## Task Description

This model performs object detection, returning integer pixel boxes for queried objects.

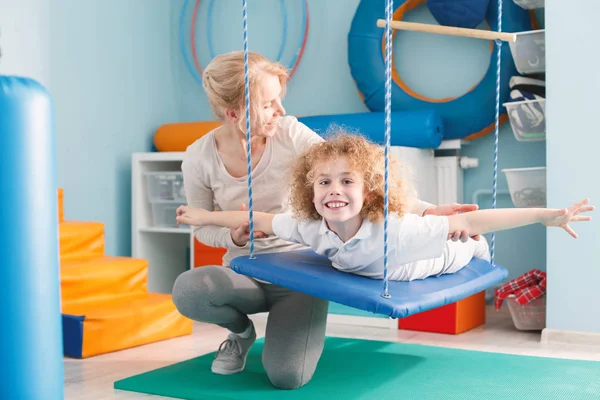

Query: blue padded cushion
[427,0,491,29]
[297,110,443,149]
[231,250,508,318]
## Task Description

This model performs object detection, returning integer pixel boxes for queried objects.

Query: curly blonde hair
[289,130,415,222]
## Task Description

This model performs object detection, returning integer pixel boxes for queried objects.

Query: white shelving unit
[131,151,193,294]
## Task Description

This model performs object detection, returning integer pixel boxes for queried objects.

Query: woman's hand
[424,203,481,242]
[230,204,268,247]
[541,198,594,238]
[176,205,209,226]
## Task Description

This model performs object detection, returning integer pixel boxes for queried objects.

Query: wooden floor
[64,306,600,399]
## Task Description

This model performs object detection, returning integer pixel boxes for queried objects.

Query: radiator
[434,155,480,205]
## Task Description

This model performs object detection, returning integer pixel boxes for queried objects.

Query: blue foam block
[62,314,85,358]
[231,250,508,318]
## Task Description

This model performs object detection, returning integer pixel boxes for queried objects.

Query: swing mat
[114,337,600,399]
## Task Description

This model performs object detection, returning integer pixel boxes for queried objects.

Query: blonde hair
[289,130,416,223]
[202,51,288,130]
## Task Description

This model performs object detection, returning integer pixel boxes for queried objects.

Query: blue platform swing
[231,0,514,319]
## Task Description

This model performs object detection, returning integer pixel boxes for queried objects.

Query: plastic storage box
[145,172,186,202]
[504,99,546,141]
[506,294,546,330]
[150,200,182,228]
[144,172,187,228]
[509,30,545,75]
[502,167,546,208]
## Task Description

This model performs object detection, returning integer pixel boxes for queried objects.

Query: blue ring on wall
[348,0,533,140]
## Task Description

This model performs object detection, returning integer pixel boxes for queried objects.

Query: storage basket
[508,30,545,75]
[502,167,546,207]
[504,99,546,142]
[506,294,546,330]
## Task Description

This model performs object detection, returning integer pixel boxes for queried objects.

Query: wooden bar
[376,20,518,43]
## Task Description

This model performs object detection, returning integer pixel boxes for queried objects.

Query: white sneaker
[211,321,256,375]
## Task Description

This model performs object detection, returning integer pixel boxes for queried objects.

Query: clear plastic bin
[512,0,544,9]
[150,200,184,228]
[506,294,546,331]
[509,30,545,75]
[502,167,546,208]
[145,172,186,202]
[504,99,546,141]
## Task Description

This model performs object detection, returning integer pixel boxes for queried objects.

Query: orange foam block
[62,293,193,358]
[193,239,226,267]
[59,221,105,261]
[61,256,148,310]
[58,188,64,223]
[397,291,486,334]
[154,121,222,152]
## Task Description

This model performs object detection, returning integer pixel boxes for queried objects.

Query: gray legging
[172,266,329,390]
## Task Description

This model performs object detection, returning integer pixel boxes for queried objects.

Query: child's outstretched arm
[176,205,276,235]
[446,198,594,239]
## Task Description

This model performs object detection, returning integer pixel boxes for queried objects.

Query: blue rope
[242,0,255,259]
[491,0,503,265]
[179,0,203,86]
[381,0,393,299]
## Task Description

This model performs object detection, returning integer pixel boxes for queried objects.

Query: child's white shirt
[272,212,450,281]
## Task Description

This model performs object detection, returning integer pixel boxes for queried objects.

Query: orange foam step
[58,188,64,223]
[62,293,193,358]
[60,256,148,309]
[398,291,486,334]
[60,221,105,261]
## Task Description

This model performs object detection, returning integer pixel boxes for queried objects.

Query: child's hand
[176,205,209,226]
[230,203,268,247]
[541,198,594,238]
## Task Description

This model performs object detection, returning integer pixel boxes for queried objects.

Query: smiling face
[242,73,286,138]
[312,156,366,229]
[289,133,415,228]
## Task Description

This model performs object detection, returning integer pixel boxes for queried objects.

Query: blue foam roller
[0,76,63,399]
[298,111,443,149]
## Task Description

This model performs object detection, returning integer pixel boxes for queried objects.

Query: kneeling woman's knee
[264,362,314,390]
[172,269,211,318]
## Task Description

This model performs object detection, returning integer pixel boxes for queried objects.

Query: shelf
[437,139,471,150]
[133,151,186,162]
[139,227,191,234]
[132,151,194,292]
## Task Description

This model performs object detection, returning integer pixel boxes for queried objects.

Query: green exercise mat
[114,337,600,399]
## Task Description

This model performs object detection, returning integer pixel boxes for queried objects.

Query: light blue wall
[0,0,50,86]
[546,1,600,333]
[173,0,370,121]
[48,1,180,256]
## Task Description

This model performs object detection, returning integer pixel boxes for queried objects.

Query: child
[176,133,594,281]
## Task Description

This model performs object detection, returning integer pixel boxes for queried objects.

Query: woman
[172,51,479,390]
